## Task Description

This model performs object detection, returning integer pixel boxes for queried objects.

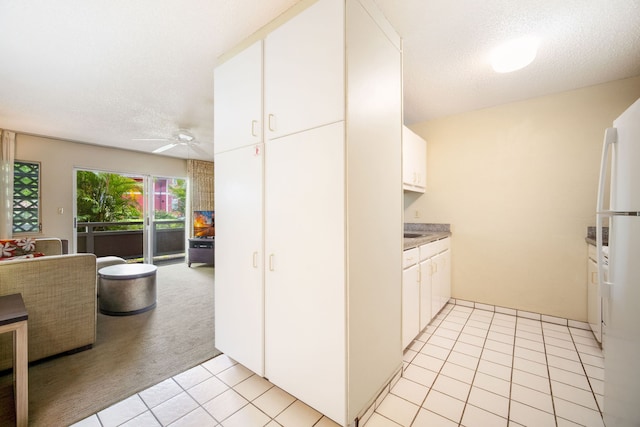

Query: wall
[14,133,187,252]
[405,76,640,321]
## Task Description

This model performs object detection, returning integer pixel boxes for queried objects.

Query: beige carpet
[0,262,220,427]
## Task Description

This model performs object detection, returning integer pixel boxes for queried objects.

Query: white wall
[14,133,187,251]
[405,76,640,321]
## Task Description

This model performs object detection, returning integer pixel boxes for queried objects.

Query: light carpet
[0,261,219,426]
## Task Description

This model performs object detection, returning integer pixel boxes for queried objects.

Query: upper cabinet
[213,41,263,154]
[264,0,345,140]
[403,125,427,193]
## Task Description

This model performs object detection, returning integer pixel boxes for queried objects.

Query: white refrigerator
[596,97,640,427]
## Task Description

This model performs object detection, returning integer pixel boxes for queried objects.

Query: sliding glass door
[74,169,186,264]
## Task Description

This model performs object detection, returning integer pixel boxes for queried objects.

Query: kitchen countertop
[403,223,451,250]
[586,226,608,246]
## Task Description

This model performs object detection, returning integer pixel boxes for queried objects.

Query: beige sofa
[0,238,97,371]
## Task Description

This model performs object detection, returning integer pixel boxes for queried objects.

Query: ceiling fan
[133,129,207,157]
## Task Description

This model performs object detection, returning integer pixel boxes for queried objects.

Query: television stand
[188,238,214,267]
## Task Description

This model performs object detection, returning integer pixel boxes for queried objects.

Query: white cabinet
[587,244,602,344]
[214,144,264,373]
[402,237,451,349]
[264,0,344,140]
[213,41,262,154]
[214,0,402,424]
[402,125,427,193]
[402,248,420,349]
[432,244,451,316]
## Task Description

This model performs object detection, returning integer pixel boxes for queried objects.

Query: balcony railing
[77,220,185,261]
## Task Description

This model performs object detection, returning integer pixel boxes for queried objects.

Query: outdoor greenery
[76,171,142,223]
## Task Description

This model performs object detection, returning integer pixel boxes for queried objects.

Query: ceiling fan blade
[153,142,178,153]
[190,144,209,158]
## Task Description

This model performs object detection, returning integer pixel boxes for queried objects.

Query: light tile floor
[71,303,605,427]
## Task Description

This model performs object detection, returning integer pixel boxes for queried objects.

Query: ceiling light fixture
[490,36,540,73]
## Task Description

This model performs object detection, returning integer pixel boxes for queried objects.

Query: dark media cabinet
[188,238,214,267]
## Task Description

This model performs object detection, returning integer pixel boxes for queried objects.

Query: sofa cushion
[0,238,43,261]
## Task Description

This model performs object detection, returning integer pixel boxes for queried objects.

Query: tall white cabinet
[213,0,403,425]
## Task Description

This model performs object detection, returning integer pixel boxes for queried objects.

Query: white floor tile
[467,386,509,418]
[274,400,323,427]
[373,393,419,427]
[412,353,445,372]
[432,373,471,401]
[233,374,274,401]
[511,369,551,394]
[553,397,605,427]
[412,408,458,426]
[551,381,598,410]
[173,365,214,390]
[402,364,437,388]
[549,366,591,391]
[476,358,511,381]
[168,407,218,427]
[447,350,480,370]
[461,403,508,427]
[151,392,200,426]
[363,413,402,427]
[216,363,254,387]
[252,387,296,419]
[440,361,475,384]
[422,390,465,424]
[187,375,230,405]
[70,415,102,427]
[97,394,149,427]
[510,384,554,414]
[508,401,556,427]
[202,389,249,423]
[472,372,511,398]
[77,304,608,427]
[221,404,271,427]
[120,411,161,427]
[140,378,184,409]
[391,377,429,406]
[202,354,238,375]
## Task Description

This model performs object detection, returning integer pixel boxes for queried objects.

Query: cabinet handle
[251,120,258,137]
[591,271,597,284]
[252,252,258,268]
[268,114,276,132]
[269,254,275,271]
[433,262,438,273]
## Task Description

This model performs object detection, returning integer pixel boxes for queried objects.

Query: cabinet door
[264,122,346,421]
[214,41,262,154]
[214,144,264,375]
[264,0,344,140]
[402,263,420,349]
[419,259,432,330]
[402,126,426,193]
[587,257,602,343]
[432,249,451,315]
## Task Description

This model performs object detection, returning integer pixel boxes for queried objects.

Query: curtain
[0,130,16,238]
[187,159,214,212]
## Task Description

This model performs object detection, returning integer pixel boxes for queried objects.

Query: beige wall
[14,134,187,251]
[405,76,640,321]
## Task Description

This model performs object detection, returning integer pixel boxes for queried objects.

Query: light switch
[58,207,64,215]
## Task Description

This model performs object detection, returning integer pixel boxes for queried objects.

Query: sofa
[0,238,97,371]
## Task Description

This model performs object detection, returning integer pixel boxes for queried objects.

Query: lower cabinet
[402,237,451,349]
[587,244,602,344]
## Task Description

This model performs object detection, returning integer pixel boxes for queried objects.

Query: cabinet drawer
[403,248,419,268]
[420,241,439,260]
[588,244,597,261]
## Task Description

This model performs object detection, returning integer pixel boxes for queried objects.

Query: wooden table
[0,294,28,427]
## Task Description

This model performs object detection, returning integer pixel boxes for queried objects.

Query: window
[13,161,41,233]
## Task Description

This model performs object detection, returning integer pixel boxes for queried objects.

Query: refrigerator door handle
[596,128,617,294]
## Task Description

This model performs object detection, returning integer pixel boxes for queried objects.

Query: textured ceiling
[0,0,639,160]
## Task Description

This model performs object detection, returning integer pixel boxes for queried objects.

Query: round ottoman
[98,264,158,316]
